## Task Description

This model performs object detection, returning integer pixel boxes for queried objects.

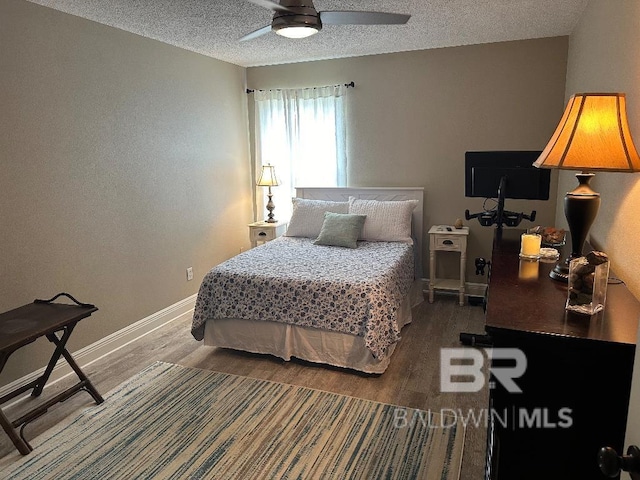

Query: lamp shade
[257,164,280,187]
[533,93,640,172]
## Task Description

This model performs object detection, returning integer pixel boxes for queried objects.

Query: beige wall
[0,0,253,383]
[562,0,640,449]
[562,0,640,298]
[247,37,567,281]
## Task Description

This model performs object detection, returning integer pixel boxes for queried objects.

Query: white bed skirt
[203,280,424,374]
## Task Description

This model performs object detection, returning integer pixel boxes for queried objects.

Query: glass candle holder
[519,233,541,260]
[566,251,610,315]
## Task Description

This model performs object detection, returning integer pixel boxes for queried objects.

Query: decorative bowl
[529,226,566,248]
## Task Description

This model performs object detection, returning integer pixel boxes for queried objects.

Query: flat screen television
[464,151,550,229]
[465,151,550,200]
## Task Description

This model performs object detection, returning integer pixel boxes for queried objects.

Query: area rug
[1,362,463,479]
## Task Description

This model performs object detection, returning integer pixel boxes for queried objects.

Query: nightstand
[248,221,287,248]
[428,225,469,306]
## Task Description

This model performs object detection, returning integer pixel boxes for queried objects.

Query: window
[253,85,347,220]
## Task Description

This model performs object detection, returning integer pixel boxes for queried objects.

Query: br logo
[440,348,527,393]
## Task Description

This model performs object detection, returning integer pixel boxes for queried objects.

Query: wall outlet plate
[186,267,193,281]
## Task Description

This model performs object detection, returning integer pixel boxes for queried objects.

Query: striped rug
[1,362,463,479]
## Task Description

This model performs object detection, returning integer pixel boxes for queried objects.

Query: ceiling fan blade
[245,0,293,13]
[240,25,273,42]
[320,11,410,25]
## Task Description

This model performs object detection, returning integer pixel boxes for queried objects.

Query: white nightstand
[248,221,287,248]
[428,225,469,306]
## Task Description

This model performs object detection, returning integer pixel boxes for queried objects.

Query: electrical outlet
[186,267,193,281]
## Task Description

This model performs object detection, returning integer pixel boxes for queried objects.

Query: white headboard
[295,187,425,269]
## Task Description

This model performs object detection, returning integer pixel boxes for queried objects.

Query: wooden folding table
[0,294,103,454]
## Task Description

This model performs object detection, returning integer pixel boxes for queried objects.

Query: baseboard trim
[466,282,488,298]
[0,294,197,405]
[421,278,487,299]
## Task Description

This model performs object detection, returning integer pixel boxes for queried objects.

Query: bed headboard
[295,187,425,270]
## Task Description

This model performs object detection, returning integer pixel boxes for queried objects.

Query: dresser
[484,229,639,480]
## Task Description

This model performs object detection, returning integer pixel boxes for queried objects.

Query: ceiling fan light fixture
[271,9,322,39]
[274,25,319,38]
[241,0,411,42]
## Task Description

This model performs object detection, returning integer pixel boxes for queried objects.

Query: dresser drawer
[248,222,287,247]
[433,234,463,251]
[250,227,277,242]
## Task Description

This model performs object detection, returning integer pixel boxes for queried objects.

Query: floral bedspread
[191,237,415,359]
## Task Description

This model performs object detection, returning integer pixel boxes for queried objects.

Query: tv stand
[465,208,536,229]
[465,176,536,229]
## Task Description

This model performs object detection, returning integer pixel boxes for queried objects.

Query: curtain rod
[246,81,355,94]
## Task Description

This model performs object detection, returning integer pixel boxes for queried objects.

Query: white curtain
[254,85,347,221]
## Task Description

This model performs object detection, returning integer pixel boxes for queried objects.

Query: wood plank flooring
[0,294,489,478]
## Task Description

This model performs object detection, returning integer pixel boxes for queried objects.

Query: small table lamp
[257,163,280,223]
[534,93,640,282]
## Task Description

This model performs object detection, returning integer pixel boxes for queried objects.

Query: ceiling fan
[240,0,411,41]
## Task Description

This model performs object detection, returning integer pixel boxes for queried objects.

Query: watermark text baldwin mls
[407,347,576,431]
[393,407,573,430]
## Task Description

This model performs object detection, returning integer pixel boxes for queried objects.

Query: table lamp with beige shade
[257,163,280,223]
[534,93,640,282]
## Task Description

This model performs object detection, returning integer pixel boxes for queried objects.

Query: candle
[520,233,541,260]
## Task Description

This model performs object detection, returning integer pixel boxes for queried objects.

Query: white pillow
[284,198,349,238]
[348,196,418,243]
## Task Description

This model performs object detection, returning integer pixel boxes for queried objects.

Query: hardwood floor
[0,294,489,478]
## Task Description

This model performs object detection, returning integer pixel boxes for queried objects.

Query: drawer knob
[599,446,640,478]
[258,232,267,237]
[443,239,454,245]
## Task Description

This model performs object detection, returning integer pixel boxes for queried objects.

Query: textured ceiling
[26,0,588,67]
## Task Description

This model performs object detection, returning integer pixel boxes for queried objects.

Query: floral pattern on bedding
[191,236,415,360]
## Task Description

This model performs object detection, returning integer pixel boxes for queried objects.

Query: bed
[191,187,424,374]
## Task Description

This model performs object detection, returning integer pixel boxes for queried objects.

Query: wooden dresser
[484,229,639,480]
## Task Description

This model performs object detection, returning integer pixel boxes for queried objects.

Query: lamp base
[549,172,600,283]
[549,261,569,283]
[265,191,276,223]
